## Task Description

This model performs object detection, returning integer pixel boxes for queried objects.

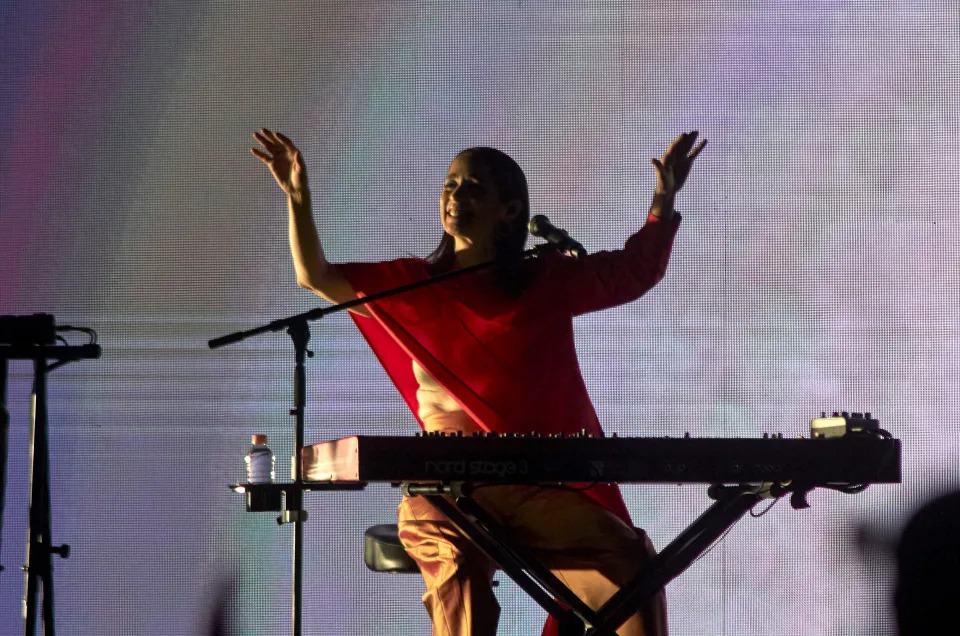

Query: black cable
[749,496,780,518]
[47,326,99,371]
[55,325,97,344]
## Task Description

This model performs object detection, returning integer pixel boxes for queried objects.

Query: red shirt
[338,212,681,522]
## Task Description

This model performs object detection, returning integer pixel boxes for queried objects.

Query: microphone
[528,215,586,258]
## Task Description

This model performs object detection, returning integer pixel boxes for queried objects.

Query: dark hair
[426,147,531,296]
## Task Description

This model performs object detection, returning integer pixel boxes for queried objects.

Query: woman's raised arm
[250,129,368,316]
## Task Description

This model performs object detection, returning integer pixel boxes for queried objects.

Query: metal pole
[287,320,310,636]
[24,357,56,635]
[1,358,9,573]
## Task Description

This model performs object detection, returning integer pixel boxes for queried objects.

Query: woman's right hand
[650,130,707,196]
[251,128,308,200]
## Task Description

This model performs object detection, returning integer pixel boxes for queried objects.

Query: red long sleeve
[334,213,681,523]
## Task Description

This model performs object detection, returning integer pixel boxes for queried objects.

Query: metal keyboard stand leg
[409,483,766,636]
[594,485,766,633]
[406,482,609,636]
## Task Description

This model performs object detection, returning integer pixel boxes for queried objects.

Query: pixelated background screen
[1,1,957,634]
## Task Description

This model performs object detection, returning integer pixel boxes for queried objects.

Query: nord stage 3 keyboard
[301,431,901,485]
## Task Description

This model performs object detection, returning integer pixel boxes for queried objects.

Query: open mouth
[447,206,471,220]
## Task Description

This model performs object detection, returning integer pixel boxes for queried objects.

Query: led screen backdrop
[1,1,958,634]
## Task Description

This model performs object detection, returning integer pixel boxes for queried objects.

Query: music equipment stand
[0,344,100,636]
[402,480,768,635]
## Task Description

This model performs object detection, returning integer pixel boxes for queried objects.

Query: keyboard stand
[404,481,770,636]
[232,480,808,635]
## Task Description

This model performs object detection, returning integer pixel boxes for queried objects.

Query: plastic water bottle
[245,434,275,484]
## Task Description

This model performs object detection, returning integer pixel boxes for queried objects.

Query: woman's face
[440,152,518,246]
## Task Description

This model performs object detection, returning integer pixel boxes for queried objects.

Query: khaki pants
[397,485,667,636]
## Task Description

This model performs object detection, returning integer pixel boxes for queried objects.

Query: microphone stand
[209,244,553,636]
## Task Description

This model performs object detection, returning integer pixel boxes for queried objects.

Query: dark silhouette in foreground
[895,490,960,635]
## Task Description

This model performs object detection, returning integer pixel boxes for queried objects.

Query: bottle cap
[251,434,268,445]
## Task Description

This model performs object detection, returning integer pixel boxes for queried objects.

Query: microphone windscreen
[528,215,550,236]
